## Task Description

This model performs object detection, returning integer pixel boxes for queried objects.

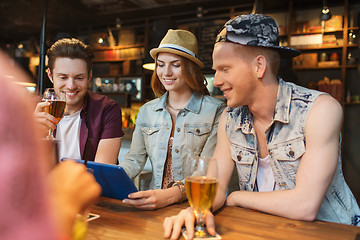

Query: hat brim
[150,48,204,68]
[270,45,301,58]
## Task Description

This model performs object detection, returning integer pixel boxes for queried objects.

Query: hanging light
[320,0,332,21]
[197,7,203,18]
[116,18,121,29]
[98,37,104,44]
[142,41,159,71]
[142,50,155,71]
[142,62,155,71]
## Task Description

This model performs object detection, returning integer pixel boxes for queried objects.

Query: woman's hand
[122,187,181,210]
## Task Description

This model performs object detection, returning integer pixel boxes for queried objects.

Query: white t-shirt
[256,155,278,192]
[55,110,81,161]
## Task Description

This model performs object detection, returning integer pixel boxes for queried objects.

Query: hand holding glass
[41,88,66,140]
[184,156,218,238]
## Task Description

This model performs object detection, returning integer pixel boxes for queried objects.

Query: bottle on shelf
[346,89,351,103]
[347,52,356,65]
[348,30,357,45]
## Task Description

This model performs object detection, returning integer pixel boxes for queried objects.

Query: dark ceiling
[0,0,352,45]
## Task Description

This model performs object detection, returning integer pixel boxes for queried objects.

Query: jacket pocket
[186,125,212,136]
[269,137,305,183]
[270,137,305,161]
[141,126,160,136]
[185,125,212,155]
[231,145,255,183]
[141,126,161,153]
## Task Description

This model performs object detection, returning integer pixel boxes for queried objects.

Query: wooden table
[86,197,360,240]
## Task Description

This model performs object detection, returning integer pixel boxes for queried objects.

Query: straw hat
[150,29,204,68]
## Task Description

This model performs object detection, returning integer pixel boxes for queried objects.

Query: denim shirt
[120,91,226,190]
[226,79,360,226]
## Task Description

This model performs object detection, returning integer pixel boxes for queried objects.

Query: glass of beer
[72,213,88,240]
[184,156,218,238]
[42,88,66,140]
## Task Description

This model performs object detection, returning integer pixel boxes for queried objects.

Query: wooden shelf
[93,73,142,78]
[93,44,144,51]
[289,27,358,36]
[93,45,145,62]
[93,56,143,63]
[348,27,360,31]
[96,92,131,96]
[293,65,358,70]
[287,0,359,122]
[293,65,342,70]
[294,45,343,50]
[345,101,360,106]
[346,65,358,68]
[290,29,344,36]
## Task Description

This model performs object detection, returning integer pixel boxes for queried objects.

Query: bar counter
[86,197,360,240]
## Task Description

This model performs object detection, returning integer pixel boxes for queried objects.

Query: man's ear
[47,68,53,83]
[255,55,266,79]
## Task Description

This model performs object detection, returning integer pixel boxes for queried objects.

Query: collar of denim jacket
[228,78,290,134]
[154,91,203,114]
[272,78,291,124]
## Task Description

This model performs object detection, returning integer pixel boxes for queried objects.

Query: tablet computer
[62,158,138,200]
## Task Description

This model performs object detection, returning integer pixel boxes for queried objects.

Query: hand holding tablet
[62,158,138,200]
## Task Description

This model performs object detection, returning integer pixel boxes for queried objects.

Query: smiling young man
[163,14,360,240]
[34,38,123,164]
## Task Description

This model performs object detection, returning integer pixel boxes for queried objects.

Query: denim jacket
[120,91,226,190]
[226,79,360,226]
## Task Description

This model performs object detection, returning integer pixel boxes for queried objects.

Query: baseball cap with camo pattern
[216,14,301,58]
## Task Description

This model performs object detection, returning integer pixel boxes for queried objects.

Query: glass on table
[72,213,88,240]
[184,156,218,238]
[41,88,66,140]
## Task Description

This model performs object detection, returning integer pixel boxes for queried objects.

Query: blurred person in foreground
[0,50,101,240]
[119,29,226,210]
[33,38,124,164]
[163,14,360,239]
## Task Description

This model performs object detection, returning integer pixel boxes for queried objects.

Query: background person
[34,38,124,164]
[119,29,226,210]
[0,50,101,240]
[164,14,360,239]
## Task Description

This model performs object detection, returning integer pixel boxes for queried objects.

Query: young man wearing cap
[34,38,124,164]
[164,14,360,239]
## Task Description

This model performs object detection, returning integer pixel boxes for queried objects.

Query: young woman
[119,29,226,210]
